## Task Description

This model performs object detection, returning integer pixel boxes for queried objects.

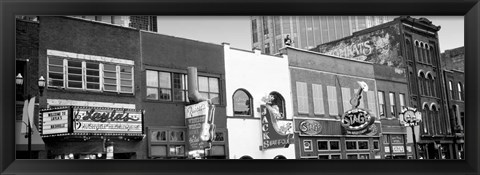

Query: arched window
[418,71,425,96]
[427,73,436,97]
[430,104,438,134]
[422,104,429,134]
[274,155,287,159]
[405,39,412,61]
[269,91,286,119]
[420,42,426,62]
[233,89,253,117]
[425,45,431,64]
[424,74,430,96]
[430,45,437,65]
[457,83,463,101]
[414,41,420,61]
[448,81,454,99]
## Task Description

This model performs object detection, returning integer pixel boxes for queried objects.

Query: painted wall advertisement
[313,24,405,75]
[72,107,143,134]
[185,101,215,152]
[40,108,70,135]
[261,105,294,150]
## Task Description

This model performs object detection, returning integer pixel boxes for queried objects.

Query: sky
[156,16,464,53]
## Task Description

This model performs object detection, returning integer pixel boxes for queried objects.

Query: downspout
[187,67,208,104]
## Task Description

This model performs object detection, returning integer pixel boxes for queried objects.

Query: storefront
[294,118,383,159]
[40,106,144,159]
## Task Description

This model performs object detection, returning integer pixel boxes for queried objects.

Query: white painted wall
[224,44,295,159]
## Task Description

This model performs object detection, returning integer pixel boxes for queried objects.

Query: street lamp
[398,107,422,159]
[15,73,46,159]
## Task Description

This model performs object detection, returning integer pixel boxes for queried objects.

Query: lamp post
[16,73,45,159]
[399,107,422,159]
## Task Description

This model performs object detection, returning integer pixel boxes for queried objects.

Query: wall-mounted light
[38,76,45,96]
[16,73,24,86]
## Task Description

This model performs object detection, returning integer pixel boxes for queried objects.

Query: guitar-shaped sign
[349,81,369,109]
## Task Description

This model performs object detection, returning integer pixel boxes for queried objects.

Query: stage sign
[72,107,143,134]
[40,108,70,135]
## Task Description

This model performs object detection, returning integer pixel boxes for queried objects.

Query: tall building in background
[251,16,396,55]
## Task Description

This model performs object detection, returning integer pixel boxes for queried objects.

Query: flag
[27,96,36,130]
[21,99,29,134]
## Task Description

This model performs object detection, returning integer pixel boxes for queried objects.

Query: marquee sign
[72,107,143,134]
[40,108,70,135]
[261,105,294,150]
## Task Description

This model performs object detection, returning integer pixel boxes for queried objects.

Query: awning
[16,121,45,151]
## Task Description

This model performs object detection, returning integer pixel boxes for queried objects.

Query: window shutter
[342,87,352,111]
[312,84,325,115]
[367,91,377,117]
[327,86,338,115]
[296,82,309,114]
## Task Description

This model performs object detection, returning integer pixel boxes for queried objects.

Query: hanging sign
[185,101,215,152]
[261,105,294,150]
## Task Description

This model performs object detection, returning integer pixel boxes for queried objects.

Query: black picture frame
[1,0,478,175]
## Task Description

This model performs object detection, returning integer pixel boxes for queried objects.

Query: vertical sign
[185,101,210,151]
[261,105,294,150]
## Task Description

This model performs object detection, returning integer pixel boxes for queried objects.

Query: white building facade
[223,43,295,159]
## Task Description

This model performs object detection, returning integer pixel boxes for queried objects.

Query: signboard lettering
[392,146,405,153]
[341,108,375,131]
[73,107,143,134]
[299,120,322,135]
[185,101,215,151]
[261,105,293,150]
[41,109,69,135]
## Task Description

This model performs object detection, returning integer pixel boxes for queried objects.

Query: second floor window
[389,92,396,118]
[378,91,386,118]
[457,83,463,101]
[48,56,133,94]
[146,70,219,104]
[233,89,253,116]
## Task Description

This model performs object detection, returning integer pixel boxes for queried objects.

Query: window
[330,154,341,159]
[48,55,133,94]
[214,132,225,142]
[358,141,369,150]
[448,81,454,100]
[146,70,219,104]
[47,56,65,87]
[389,92,396,118]
[151,130,167,142]
[378,91,386,118]
[346,141,357,150]
[327,86,338,116]
[457,83,463,101]
[264,43,270,54]
[317,141,328,150]
[318,155,329,159]
[428,74,435,97]
[269,92,286,118]
[422,104,429,134]
[341,87,352,111]
[373,141,379,150]
[358,154,370,159]
[67,60,83,89]
[262,16,269,35]
[330,141,340,150]
[158,72,172,100]
[296,82,309,114]
[399,93,406,111]
[252,19,258,43]
[233,89,253,116]
[149,128,187,158]
[418,72,425,96]
[312,84,325,115]
[424,74,430,96]
[347,154,358,159]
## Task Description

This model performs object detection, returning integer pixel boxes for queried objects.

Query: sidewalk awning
[16,121,45,151]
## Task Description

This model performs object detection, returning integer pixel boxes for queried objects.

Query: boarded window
[312,84,325,115]
[296,82,309,113]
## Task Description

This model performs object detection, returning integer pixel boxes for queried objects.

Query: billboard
[261,105,294,150]
[72,107,143,134]
[314,24,405,74]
